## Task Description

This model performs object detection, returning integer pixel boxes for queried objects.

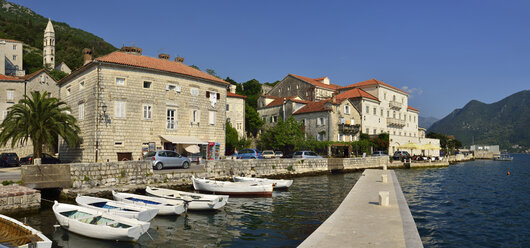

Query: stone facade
[58,50,229,162]
[0,185,40,213]
[226,86,246,137]
[43,19,55,69]
[0,39,24,76]
[0,70,59,156]
[265,74,338,102]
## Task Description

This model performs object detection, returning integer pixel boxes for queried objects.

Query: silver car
[144,150,191,170]
[293,151,322,158]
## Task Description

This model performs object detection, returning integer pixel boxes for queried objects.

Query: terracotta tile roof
[407,106,419,111]
[0,74,23,81]
[293,99,332,115]
[262,94,280,99]
[335,88,379,102]
[21,69,45,80]
[263,96,311,108]
[96,51,229,85]
[340,79,407,94]
[0,39,22,43]
[289,74,341,90]
[227,92,246,98]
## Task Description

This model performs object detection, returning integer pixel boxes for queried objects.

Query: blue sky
[11,0,530,118]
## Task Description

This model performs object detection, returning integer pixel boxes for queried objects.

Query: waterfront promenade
[299,169,423,248]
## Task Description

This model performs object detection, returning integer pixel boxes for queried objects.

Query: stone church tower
[43,19,55,69]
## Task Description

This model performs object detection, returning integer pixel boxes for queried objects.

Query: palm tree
[0,91,80,159]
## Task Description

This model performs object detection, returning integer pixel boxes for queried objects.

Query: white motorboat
[233,176,293,189]
[0,214,52,248]
[494,153,513,161]
[76,195,159,221]
[192,177,274,196]
[146,186,229,210]
[52,201,150,242]
[112,191,187,215]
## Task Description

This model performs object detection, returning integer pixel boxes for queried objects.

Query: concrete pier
[299,169,423,248]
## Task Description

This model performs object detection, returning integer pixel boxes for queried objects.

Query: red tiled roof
[263,96,311,108]
[227,92,246,98]
[262,94,280,99]
[407,106,419,112]
[96,51,229,85]
[335,88,379,102]
[289,74,341,90]
[21,69,45,80]
[0,39,22,43]
[0,74,22,81]
[293,99,332,115]
[341,79,407,94]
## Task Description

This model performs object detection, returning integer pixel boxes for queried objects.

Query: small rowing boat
[146,186,229,210]
[76,195,159,221]
[112,191,187,215]
[192,177,273,196]
[0,214,52,248]
[233,176,293,189]
[52,201,150,242]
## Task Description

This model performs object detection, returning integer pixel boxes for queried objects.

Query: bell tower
[43,19,55,69]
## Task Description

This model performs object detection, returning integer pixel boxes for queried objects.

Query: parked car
[20,153,61,165]
[372,151,388,157]
[235,149,264,159]
[144,150,191,170]
[282,153,293,159]
[262,150,275,159]
[392,151,411,161]
[274,151,283,158]
[0,153,19,167]
[293,151,322,159]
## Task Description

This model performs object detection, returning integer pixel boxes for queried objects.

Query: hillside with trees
[0,0,117,74]
[429,90,529,152]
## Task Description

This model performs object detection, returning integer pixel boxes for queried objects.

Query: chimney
[82,48,93,65]
[158,53,170,60]
[229,85,236,93]
[175,56,184,63]
[120,46,142,55]
[317,76,330,85]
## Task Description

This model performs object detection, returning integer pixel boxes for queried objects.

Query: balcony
[386,118,405,127]
[389,101,402,110]
[338,123,360,134]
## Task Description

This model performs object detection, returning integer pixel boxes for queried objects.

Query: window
[366,128,369,133]
[191,110,200,124]
[226,104,229,111]
[143,81,152,89]
[143,105,152,120]
[79,81,85,90]
[114,141,123,146]
[318,132,325,141]
[344,105,350,114]
[2,111,7,120]
[167,109,176,129]
[114,101,126,118]
[381,109,383,116]
[116,77,125,86]
[227,117,231,123]
[13,44,16,50]
[303,118,307,126]
[190,87,199,96]
[387,110,389,117]
[365,106,369,113]
[272,116,278,123]
[12,55,16,61]
[237,123,242,130]
[209,111,216,125]
[340,118,345,124]
[373,129,376,134]
[384,93,387,100]
[78,103,84,120]
[66,87,71,96]
[6,90,14,101]
[262,117,266,122]
[373,107,376,115]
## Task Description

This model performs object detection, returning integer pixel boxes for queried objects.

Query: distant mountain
[429,90,530,151]
[0,0,117,74]
[419,116,439,129]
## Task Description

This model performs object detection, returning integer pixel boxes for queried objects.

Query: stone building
[57,48,230,163]
[0,69,59,156]
[0,39,25,76]
[226,85,246,137]
[258,74,440,156]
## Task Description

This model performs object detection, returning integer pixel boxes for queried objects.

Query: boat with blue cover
[76,195,159,221]
[112,191,187,215]
[146,186,229,210]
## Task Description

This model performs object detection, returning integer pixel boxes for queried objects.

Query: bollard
[33,158,42,165]
[383,163,388,170]
[381,174,388,183]
[379,191,390,207]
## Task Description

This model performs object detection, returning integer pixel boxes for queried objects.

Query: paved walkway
[299,169,423,248]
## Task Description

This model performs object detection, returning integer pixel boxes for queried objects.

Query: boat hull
[233,176,293,189]
[0,214,52,248]
[192,177,273,196]
[146,186,229,210]
[76,195,159,221]
[112,191,186,215]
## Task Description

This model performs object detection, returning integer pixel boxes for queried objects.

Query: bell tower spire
[43,19,55,69]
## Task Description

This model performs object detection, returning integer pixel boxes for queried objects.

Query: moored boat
[146,186,229,210]
[0,214,52,248]
[52,201,150,242]
[233,176,293,189]
[112,191,187,215]
[494,153,513,161]
[76,195,159,221]
[192,177,273,196]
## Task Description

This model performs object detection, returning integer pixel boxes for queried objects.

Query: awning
[184,145,201,153]
[398,142,421,150]
[159,135,208,145]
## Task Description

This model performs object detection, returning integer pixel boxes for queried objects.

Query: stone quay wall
[0,185,41,214]
[70,161,153,189]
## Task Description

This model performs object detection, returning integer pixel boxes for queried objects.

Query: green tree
[245,103,264,137]
[205,68,220,78]
[259,117,304,154]
[225,121,239,154]
[0,91,80,159]
[48,69,69,81]
[189,65,200,71]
